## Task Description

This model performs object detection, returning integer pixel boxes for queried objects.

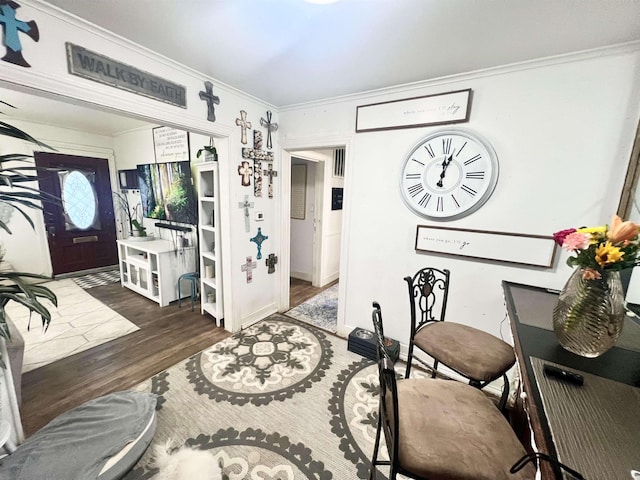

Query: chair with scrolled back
[404,267,516,410]
[369,301,535,480]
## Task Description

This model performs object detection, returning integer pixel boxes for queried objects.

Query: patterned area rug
[285,284,338,333]
[72,267,121,289]
[124,314,395,480]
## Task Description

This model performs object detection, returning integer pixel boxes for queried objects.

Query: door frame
[279,135,354,336]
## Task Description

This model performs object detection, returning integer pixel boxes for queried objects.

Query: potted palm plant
[196,137,217,162]
[0,100,58,366]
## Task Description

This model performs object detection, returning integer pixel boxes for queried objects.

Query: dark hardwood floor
[20,277,337,437]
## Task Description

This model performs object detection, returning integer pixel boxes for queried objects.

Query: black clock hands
[436,154,453,188]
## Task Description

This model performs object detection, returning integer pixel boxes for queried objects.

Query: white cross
[238,195,254,232]
[241,256,257,283]
[235,110,252,144]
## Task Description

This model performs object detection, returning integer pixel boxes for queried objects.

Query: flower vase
[552,268,625,357]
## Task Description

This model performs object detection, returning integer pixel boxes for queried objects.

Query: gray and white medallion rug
[285,284,339,333]
[124,314,388,480]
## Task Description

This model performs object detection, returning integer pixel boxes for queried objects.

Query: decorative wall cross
[0,2,39,67]
[263,163,278,199]
[250,227,268,260]
[260,111,278,150]
[199,81,220,122]
[238,161,252,187]
[238,194,254,232]
[241,256,257,283]
[265,253,278,274]
[253,131,263,197]
[235,110,252,144]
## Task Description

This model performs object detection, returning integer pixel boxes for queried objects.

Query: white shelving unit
[197,162,224,326]
[117,238,195,307]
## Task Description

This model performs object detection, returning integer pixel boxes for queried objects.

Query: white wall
[279,46,640,346]
[290,158,315,281]
[322,154,343,285]
[1,0,282,332]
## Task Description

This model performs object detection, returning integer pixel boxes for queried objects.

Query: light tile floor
[5,279,139,372]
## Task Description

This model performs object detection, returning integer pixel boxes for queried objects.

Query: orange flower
[581,268,602,280]
[607,215,640,244]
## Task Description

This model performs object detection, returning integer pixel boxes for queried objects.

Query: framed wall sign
[356,88,472,133]
[415,225,556,268]
[152,126,190,163]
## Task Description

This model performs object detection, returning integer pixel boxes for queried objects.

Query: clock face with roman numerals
[400,128,499,220]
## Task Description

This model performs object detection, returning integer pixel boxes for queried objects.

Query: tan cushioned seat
[392,378,534,480]
[414,322,515,383]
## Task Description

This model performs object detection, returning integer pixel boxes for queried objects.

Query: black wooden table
[502,281,640,480]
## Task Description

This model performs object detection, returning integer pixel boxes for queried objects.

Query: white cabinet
[117,239,196,307]
[197,163,224,326]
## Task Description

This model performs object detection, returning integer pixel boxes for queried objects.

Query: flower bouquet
[551,215,640,357]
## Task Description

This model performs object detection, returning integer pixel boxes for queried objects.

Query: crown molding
[280,40,640,112]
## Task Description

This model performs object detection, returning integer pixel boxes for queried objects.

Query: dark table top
[503,281,640,480]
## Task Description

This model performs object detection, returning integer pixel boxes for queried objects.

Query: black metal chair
[404,267,516,410]
[369,302,535,480]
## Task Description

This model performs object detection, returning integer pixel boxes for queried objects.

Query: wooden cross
[199,81,220,122]
[260,111,278,150]
[263,163,278,199]
[250,227,268,260]
[235,110,252,144]
[253,131,263,197]
[238,161,253,187]
[241,256,257,283]
[265,253,278,274]
[0,2,39,67]
[238,195,254,232]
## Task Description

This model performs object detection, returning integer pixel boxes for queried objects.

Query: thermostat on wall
[255,211,264,221]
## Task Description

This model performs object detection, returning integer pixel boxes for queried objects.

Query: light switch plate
[255,211,264,221]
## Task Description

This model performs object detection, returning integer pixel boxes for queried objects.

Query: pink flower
[562,232,590,251]
[553,228,576,246]
[582,268,602,280]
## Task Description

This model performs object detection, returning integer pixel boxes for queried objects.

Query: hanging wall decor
[238,195,255,233]
[235,110,252,144]
[250,227,268,260]
[265,253,278,274]
[252,131,263,197]
[0,1,39,67]
[263,163,278,199]
[238,161,253,187]
[260,111,278,150]
[241,256,258,283]
[199,80,220,122]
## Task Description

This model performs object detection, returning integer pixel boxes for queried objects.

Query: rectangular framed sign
[152,126,190,163]
[415,225,557,268]
[355,88,471,133]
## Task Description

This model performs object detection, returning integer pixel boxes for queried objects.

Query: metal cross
[238,161,253,187]
[263,163,278,199]
[235,110,252,145]
[253,131,263,197]
[241,256,257,283]
[250,227,268,260]
[199,81,220,122]
[260,111,278,150]
[265,253,278,274]
[0,2,40,67]
[238,194,254,232]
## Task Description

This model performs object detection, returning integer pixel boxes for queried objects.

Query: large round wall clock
[400,128,499,221]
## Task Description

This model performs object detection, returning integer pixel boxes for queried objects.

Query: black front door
[35,152,118,275]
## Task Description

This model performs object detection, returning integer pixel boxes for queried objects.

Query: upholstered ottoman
[0,391,157,480]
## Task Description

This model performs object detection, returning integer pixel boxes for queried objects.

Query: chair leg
[431,359,439,378]
[405,342,414,378]
[190,280,195,311]
[369,408,383,480]
[177,280,182,308]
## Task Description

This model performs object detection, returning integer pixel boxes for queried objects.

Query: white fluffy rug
[5,279,139,372]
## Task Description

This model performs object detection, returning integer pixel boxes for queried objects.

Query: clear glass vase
[552,268,625,357]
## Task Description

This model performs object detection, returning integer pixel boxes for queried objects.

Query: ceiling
[43,0,640,107]
[3,0,640,136]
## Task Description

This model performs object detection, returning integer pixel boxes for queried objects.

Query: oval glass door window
[62,170,97,230]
